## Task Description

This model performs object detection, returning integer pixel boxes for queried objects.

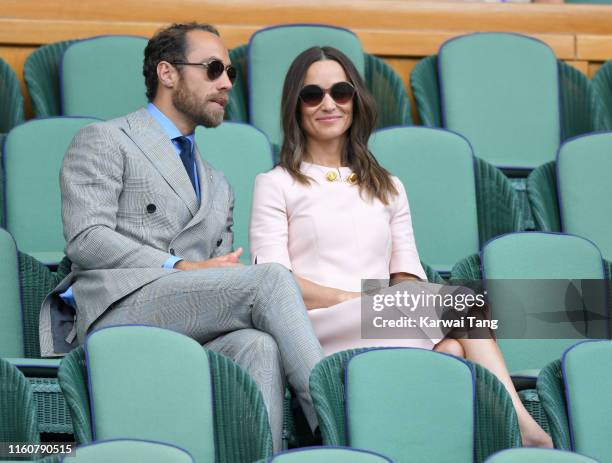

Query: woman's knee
[434,338,465,358]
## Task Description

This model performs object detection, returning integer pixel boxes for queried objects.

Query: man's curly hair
[143,22,219,101]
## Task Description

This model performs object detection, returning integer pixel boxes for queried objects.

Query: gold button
[325,171,338,182]
[347,173,358,185]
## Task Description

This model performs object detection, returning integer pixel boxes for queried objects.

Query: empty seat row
[22,27,409,151]
[17,28,612,165]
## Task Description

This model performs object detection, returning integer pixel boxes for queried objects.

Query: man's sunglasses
[299,81,356,107]
[171,59,237,83]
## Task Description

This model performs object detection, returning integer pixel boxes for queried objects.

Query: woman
[249,46,552,448]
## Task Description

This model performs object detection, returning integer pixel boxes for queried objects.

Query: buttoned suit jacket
[39,108,234,357]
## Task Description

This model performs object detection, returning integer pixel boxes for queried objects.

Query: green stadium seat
[528,132,612,240]
[228,25,410,153]
[0,229,26,359]
[58,325,273,463]
[592,61,612,130]
[557,132,612,262]
[439,33,560,170]
[482,232,608,375]
[0,358,39,448]
[248,25,364,151]
[484,448,599,463]
[60,36,148,119]
[3,117,99,265]
[538,340,612,459]
[370,127,521,275]
[268,447,392,463]
[411,33,604,169]
[45,440,195,463]
[24,40,76,118]
[194,122,274,263]
[0,59,24,143]
[310,348,520,463]
[526,160,561,232]
[0,229,73,436]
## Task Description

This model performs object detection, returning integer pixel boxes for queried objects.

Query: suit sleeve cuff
[163,256,183,269]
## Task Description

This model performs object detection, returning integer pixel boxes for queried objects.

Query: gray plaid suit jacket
[39,108,234,357]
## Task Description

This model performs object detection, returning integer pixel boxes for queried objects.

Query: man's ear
[157,61,177,89]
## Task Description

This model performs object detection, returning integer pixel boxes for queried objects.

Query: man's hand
[174,248,243,270]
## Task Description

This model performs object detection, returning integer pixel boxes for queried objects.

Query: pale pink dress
[249,162,438,356]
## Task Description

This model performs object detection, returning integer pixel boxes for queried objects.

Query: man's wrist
[163,255,183,269]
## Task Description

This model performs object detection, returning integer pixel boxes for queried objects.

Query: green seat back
[248,25,364,149]
[61,36,148,119]
[485,448,599,463]
[563,340,612,462]
[482,233,607,372]
[64,440,194,463]
[346,348,474,463]
[24,40,75,118]
[592,62,612,129]
[0,58,24,135]
[369,127,479,273]
[86,326,215,463]
[0,358,39,445]
[0,229,24,358]
[439,33,560,170]
[195,123,273,263]
[3,117,99,265]
[558,133,612,261]
[270,447,391,463]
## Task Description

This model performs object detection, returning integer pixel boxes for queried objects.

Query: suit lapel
[123,109,199,217]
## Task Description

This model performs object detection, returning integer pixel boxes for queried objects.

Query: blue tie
[174,136,197,192]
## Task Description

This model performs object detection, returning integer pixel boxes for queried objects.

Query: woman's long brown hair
[278,46,398,204]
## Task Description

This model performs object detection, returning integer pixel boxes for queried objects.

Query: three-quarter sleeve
[389,178,427,280]
[249,172,293,270]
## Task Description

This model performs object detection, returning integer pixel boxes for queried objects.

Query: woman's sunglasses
[299,81,356,107]
[171,59,237,84]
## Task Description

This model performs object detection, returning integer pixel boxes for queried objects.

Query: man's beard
[172,79,225,128]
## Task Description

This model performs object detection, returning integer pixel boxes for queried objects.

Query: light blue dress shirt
[60,104,199,308]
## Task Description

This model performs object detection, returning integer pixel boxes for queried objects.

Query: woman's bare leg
[434,338,552,447]
[453,338,552,447]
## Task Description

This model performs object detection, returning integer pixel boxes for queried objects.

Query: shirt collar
[147,103,195,145]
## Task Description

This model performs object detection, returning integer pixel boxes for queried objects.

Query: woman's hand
[337,290,361,304]
[294,275,361,309]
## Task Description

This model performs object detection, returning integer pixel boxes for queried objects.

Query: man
[39,23,323,449]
